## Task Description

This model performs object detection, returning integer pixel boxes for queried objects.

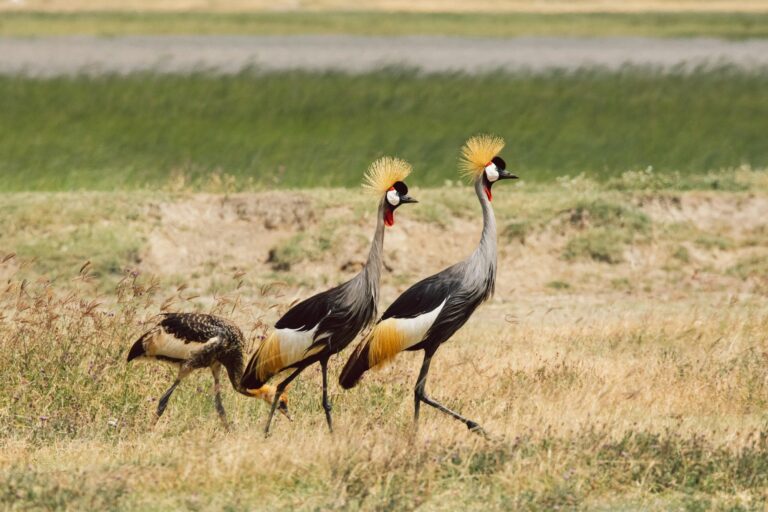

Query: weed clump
[562,199,651,264]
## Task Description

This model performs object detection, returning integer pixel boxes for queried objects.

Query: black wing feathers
[127,336,147,361]
[381,269,460,321]
[275,285,341,331]
[338,342,371,389]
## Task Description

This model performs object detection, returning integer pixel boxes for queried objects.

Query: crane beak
[278,401,292,421]
[400,194,418,204]
[499,170,519,180]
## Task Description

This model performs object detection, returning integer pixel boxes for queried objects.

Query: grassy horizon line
[2,11,768,38]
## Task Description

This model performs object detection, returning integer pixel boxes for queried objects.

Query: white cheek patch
[386,189,400,206]
[485,163,500,182]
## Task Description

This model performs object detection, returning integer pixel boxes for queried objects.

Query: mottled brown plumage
[128,312,289,429]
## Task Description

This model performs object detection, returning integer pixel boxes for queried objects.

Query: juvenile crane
[240,157,417,434]
[127,312,290,429]
[340,135,517,435]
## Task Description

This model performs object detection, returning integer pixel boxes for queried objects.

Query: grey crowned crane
[339,135,517,436]
[127,313,290,429]
[240,157,417,435]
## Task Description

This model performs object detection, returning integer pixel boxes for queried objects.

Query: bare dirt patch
[137,189,768,304]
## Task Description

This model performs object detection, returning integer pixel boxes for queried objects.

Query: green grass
[1,68,767,191]
[2,11,768,38]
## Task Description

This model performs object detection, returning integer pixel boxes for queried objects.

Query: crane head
[362,156,417,227]
[384,180,418,227]
[482,156,518,201]
[247,385,292,421]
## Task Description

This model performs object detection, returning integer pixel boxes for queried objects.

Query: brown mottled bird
[127,312,290,428]
[340,135,517,436]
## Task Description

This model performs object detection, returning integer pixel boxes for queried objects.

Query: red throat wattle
[384,208,394,227]
[484,183,493,202]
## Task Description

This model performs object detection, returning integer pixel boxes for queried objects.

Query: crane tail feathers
[339,342,371,389]
[127,334,148,362]
[241,332,283,390]
[340,320,405,389]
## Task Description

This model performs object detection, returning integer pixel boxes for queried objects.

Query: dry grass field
[2,171,768,509]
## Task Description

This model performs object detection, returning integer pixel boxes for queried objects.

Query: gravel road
[2,35,767,75]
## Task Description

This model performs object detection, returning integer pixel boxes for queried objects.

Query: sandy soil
[137,189,768,320]
[2,35,768,76]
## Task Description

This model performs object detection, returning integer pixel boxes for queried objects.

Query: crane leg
[155,366,191,423]
[264,366,304,437]
[414,350,488,438]
[320,357,333,433]
[211,364,230,431]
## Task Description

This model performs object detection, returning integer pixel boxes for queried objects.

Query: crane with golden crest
[340,135,518,436]
[240,156,417,435]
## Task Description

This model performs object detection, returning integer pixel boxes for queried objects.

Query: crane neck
[360,199,387,302]
[474,178,497,259]
[223,353,248,395]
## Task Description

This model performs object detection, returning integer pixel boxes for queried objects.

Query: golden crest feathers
[459,134,505,180]
[362,156,412,196]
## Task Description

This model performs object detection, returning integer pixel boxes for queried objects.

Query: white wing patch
[394,299,447,350]
[275,325,324,367]
[146,331,215,361]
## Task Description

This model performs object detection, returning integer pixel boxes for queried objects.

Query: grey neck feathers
[470,178,498,296]
[358,199,386,306]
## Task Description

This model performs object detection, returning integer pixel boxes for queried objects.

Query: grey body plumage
[413,178,497,351]
[340,137,516,436]
[240,158,416,435]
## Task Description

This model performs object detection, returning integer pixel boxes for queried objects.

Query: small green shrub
[502,221,530,244]
[672,245,691,263]
[695,235,734,251]
[564,229,626,264]
[727,255,768,280]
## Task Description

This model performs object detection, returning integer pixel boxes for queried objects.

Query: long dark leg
[264,366,304,436]
[414,349,487,437]
[211,364,230,431]
[320,357,333,433]
[155,366,190,422]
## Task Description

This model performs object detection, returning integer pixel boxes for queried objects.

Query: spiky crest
[459,134,505,181]
[362,156,412,197]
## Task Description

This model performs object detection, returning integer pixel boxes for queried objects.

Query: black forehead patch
[491,156,506,170]
[392,181,408,195]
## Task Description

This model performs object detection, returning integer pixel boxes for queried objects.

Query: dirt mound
[142,192,312,276]
[139,190,768,301]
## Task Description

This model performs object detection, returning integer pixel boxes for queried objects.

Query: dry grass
[4,0,768,12]
[2,177,768,509]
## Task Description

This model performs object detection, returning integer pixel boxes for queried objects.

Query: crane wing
[158,313,227,343]
[339,267,462,389]
[242,286,342,388]
[275,285,341,331]
[128,313,233,363]
[381,267,461,321]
